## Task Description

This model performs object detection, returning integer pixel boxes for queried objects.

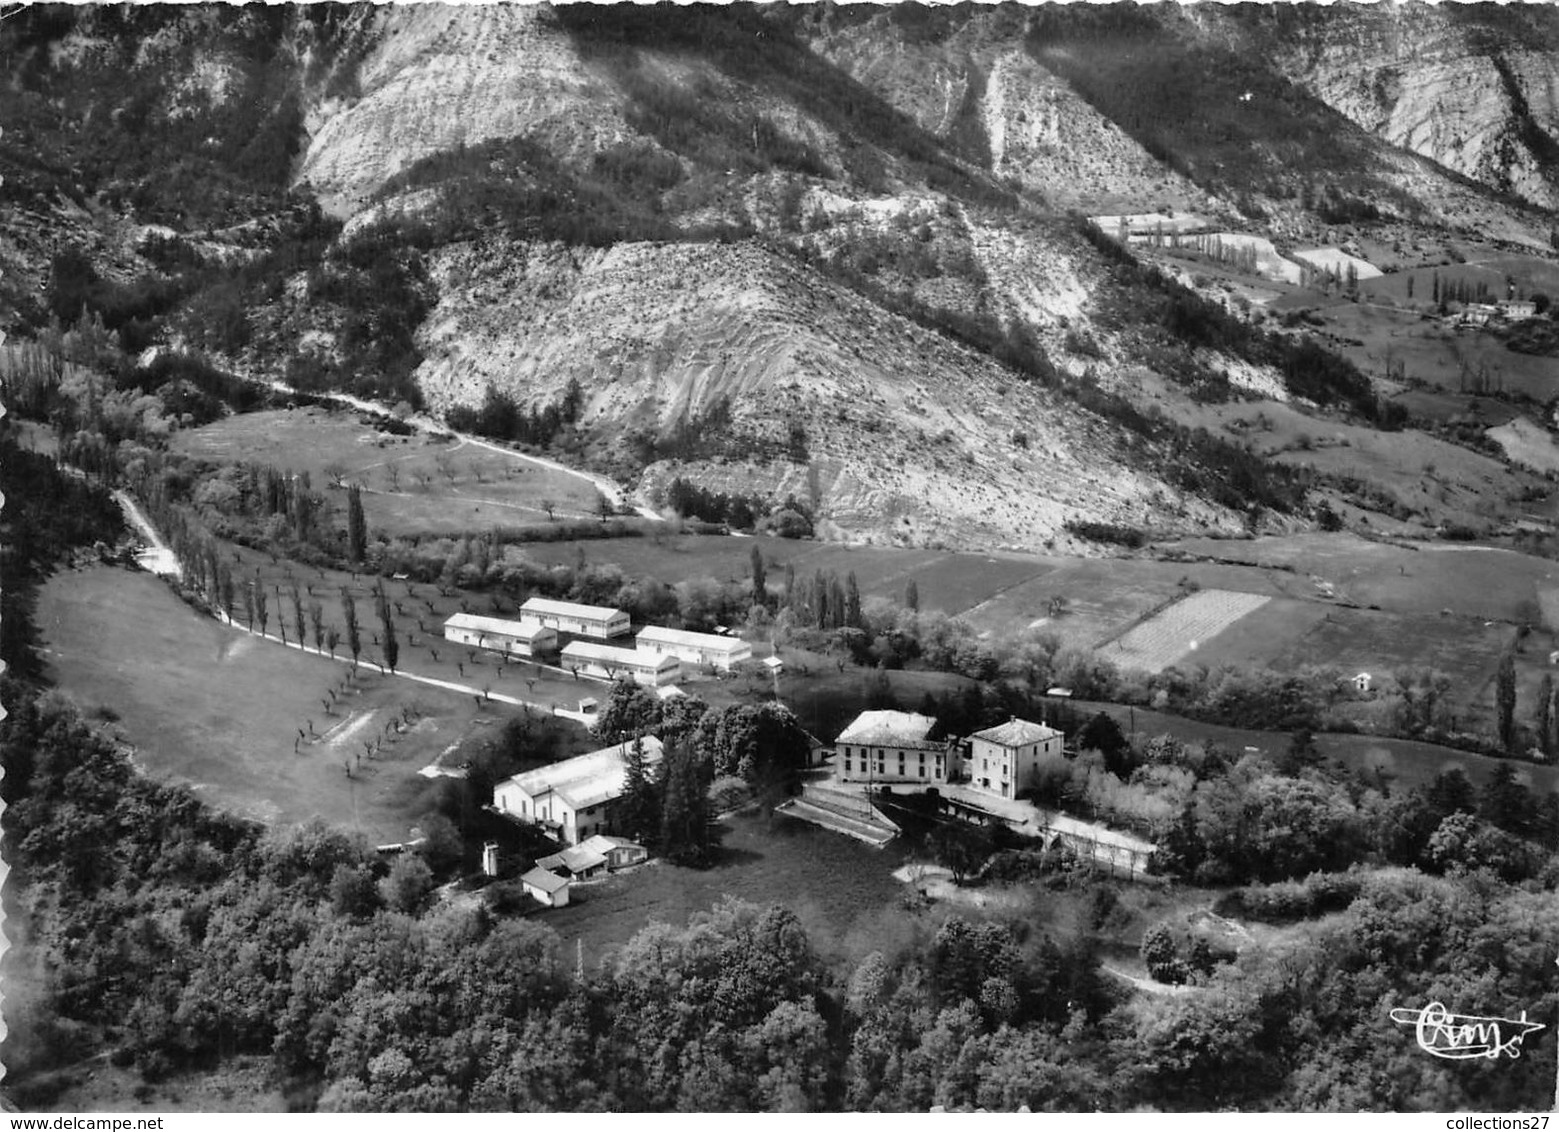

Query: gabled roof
[502,737,666,811]
[443,612,554,640]
[970,718,1060,748]
[636,625,752,654]
[520,596,626,622]
[537,844,609,874]
[519,867,570,894]
[562,640,678,671]
[578,834,643,856]
[836,710,940,749]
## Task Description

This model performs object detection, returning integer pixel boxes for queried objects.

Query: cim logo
[1389,1001,1547,1061]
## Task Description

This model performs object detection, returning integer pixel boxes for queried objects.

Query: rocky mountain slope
[415,236,1228,549]
[1226,4,1559,213]
[6,2,1559,552]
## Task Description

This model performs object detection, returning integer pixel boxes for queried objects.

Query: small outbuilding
[519,867,571,908]
[536,843,610,879]
[577,834,649,870]
[1352,672,1373,694]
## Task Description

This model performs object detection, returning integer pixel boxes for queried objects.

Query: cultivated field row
[1100,589,1273,674]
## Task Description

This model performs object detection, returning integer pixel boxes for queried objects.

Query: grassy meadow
[170,406,604,535]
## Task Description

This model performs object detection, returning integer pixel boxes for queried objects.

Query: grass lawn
[170,407,603,536]
[533,810,913,968]
[1314,301,1559,401]
[36,565,514,844]
[961,556,1296,648]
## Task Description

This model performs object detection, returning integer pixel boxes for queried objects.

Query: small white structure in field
[519,597,631,639]
[519,867,571,908]
[443,613,557,659]
[762,655,785,676]
[967,717,1064,801]
[562,640,680,687]
[1352,672,1373,693]
[481,841,500,877]
[635,625,754,671]
[494,736,665,845]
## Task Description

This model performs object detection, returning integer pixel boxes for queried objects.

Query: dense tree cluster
[444,379,585,450]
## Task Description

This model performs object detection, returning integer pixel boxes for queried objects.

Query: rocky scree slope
[413,237,1238,550]
[1231,3,1559,214]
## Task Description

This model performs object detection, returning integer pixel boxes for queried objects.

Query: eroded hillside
[415,237,1236,549]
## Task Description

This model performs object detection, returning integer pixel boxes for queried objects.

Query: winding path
[266,381,664,522]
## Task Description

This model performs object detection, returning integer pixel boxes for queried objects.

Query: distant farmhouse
[519,596,631,640]
[835,710,952,785]
[562,640,680,687]
[442,612,557,659]
[493,736,665,845]
[635,625,753,671]
[966,717,1064,801]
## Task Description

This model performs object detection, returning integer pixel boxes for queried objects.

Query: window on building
[919,766,926,778]
[845,758,852,773]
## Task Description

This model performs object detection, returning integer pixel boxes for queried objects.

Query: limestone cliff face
[298,4,628,216]
[1249,5,1559,211]
[797,9,1212,213]
[413,237,1238,550]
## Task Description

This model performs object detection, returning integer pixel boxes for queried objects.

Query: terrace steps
[774,798,897,848]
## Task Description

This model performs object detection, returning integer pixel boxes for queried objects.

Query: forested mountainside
[3,2,1558,550]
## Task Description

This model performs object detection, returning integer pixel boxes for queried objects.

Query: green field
[170,407,603,535]
[532,810,912,968]
[1164,533,1559,622]
[37,565,516,843]
[528,534,1053,617]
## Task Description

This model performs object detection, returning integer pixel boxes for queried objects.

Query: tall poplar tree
[1496,650,1517,752]
[347,484,367,564]
[342,589,361,670]
[750,544,767,608]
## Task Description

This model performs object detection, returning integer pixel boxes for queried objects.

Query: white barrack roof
[444,613,553,640]
[636,625,752,653]
[562,640,678,671]
[520,596,626,622]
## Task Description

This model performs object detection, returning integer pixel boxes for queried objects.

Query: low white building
[493,736,665,845]
[966,717,1064,801]
[635,625,753,671]
[562,640,680,687]
[443,612,557,659]
[519,867,571,908]
[519,597,631,639]
[835,710,952,785]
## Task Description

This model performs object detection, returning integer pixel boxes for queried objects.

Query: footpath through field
[264,380,663,522]
[208,607,597,727]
